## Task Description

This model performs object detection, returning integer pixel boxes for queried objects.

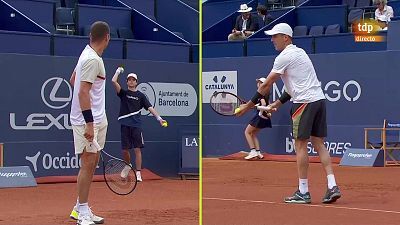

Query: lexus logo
[41,77,72,109]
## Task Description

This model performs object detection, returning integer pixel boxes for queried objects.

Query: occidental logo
[25,151,82,172]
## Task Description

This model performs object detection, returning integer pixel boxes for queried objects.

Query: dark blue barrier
[131,8,187,43]
[250,8,296,39]
[53,35,89,57]
[202,14,236,42]
[118,0,155,19]
[53,35,124,58]
[388,0,400,13]
[0,31,50,55]
[77,4,131,34]
[156,0,199,43]
[247,38,277,56]
[126,40,190,62]
[314,33,386,53]
[300,0,341,6]
[180,0,198,10]
[104,38,124,59]
[105,0,126,7]
[4,0,54,25]
[191,44,199,63]
[79,0,103,5]
[203,0,256,30]
[203,50,400,157]
[247,36,313,56]
[388,21,400,50]
[0,1,47,33]
[203,40,244,58]
[268,7,293,21]
[296,5,347,32]
[0,53,198,177]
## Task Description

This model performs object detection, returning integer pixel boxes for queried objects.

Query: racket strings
[104,159,137,195]
[210,92,242,115]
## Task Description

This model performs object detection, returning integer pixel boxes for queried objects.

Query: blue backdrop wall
[203,50,400,157]
[0,53,198,178]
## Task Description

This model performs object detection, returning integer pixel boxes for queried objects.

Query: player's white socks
[78,202,90,215]
[327,174,337,189]
[299,179,309,194]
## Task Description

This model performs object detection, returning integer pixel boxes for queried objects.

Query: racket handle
[90,141,101,151]
[256,105,272,112]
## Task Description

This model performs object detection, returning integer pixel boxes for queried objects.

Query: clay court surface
[203,158,400,225]
[0,179,198,225]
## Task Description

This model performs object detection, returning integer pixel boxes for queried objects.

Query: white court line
[204,197,400,214]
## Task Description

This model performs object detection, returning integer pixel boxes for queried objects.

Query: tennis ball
[119,67,124,74]
[162,121,168,127]
[234,108,241,114]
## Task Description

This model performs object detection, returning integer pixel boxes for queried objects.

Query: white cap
[238,4,252,13]
[256,77,266,83]
[127,73,138,80]
[264,23,293,37]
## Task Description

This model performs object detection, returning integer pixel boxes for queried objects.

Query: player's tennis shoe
[136,171,142,182]
[70,206,104,224]
[77,213,95,225]
[284,190,311,204]
[257,151,264,159]
[322,186,341,203]
[120,165,131,179]
[245,150,258,160]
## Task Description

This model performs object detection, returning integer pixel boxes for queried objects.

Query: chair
[348,9,364,31]
[267,0,283,10]
[55,7,75,35]
[118,27,134,39]
[365,119,400,166]
[293,25,308,36]
[308,26,324,36]
[325,24,340,34]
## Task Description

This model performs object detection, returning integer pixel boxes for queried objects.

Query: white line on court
[203,197,400,214]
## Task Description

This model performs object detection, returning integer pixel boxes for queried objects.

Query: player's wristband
[251,92,263,104]
[156,116,163,121]
[279,91,291,104]
[82,109,94,123]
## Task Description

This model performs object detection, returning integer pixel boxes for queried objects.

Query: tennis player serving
[237,23,341,204]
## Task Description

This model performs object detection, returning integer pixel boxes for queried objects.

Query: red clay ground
[203,158,400,225]
[0,179,198,225]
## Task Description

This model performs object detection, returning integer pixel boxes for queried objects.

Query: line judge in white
[237,23,341,205]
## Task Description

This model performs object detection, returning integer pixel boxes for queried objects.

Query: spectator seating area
[0,0,199,62]
[203,0,400,57]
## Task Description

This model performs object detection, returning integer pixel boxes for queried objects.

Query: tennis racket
[90,141,137,195]
[210,91,272,116]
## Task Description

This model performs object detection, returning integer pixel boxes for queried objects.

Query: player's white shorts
[72,116,108,154]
